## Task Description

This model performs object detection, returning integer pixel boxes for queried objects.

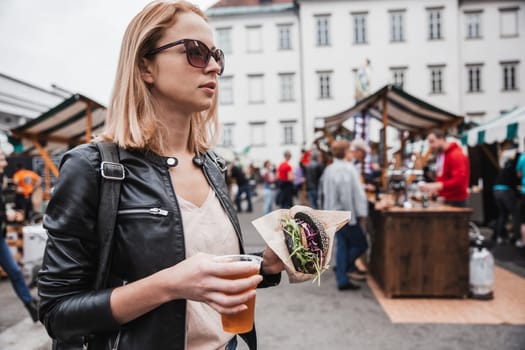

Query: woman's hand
[261,247,285,275]
[161,253,263,315]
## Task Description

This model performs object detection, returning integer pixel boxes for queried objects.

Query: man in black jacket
[492,146,520,244]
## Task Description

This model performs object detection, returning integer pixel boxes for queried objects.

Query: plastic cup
[213,254,262,333]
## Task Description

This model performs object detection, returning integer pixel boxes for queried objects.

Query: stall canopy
[319,84,463,134]
[9,93,106,178]
[461,105,525,147]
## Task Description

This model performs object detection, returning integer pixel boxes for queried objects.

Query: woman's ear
[140,58,155,84]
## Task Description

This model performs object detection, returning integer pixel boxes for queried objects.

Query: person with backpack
[37,2,283,349]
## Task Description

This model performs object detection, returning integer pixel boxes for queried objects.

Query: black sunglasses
[145,38,225,75]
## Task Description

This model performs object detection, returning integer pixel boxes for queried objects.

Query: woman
[38,2,283,349]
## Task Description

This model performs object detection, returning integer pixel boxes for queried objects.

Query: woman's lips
[199,82,216,95]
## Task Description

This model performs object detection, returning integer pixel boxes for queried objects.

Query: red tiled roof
[210,0,294,8]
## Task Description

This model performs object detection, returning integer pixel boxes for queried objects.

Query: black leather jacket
[38,144,280,350]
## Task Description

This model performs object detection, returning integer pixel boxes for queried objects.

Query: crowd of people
[226,128,525,292]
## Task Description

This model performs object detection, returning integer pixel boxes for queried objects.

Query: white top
[179,188,241,350]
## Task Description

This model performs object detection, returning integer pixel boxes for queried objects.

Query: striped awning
[10,94,106,156]
[320,85,463,134]
[462,106,525,146]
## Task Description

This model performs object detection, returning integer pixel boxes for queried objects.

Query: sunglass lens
[186,40,209,68]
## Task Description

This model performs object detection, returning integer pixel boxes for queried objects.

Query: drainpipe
[295,0,307,147]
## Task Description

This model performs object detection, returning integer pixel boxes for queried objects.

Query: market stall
[369,201,472,297]
[318,85,472,298]
[2,94,106,281]
[317,84,464,170]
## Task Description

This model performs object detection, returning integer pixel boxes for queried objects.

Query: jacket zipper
[117,208,169,216]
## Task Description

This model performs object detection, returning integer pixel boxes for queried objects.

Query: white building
[207,0,525,165]
[208,1,303,165]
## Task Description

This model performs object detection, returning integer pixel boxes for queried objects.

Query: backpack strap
[93,142,124,291]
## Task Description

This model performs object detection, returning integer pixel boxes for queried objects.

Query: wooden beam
[44,165,51,201]
[11,131,83,145]
[85,101,92,143]
[381,94,388,190]
[32,140,59,177]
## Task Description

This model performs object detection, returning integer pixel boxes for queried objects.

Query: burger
[280,211,329,280]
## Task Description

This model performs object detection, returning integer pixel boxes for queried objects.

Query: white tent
[462,106,525,148]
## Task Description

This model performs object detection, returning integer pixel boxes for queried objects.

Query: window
[246,25,262,53]
[500,8,519,37]
[216,27,232,54]
[250,122,266,147]
[219,76,233,105]
[352,12,368,44]
[429,65,445,94]
[248,74,264,103]
[279,73,295,101]
[428,8,443,40]
[317,71,332,99]
[277,24,292,50]
[281,121,296,145]
[501,61,519,91]
[390,10,405,42]
[390,67,407,89]
[465,11,482,39]
[220,123,235,147]
[315,15,330,46]
[466,64,482,93]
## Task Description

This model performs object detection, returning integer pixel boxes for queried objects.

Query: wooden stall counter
[369,202,472,298]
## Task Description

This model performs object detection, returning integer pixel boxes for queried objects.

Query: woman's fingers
[206,289,255,313]
[208,301,247,315]
[211,261,260,278]
[207,274,262,295]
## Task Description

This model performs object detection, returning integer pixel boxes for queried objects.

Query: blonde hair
[101,0,219,155]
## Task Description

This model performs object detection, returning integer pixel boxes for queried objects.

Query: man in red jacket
[419,129,470,207]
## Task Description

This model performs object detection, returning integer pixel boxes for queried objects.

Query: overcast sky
[0,0,218,105]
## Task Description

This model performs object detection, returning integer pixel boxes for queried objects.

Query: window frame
[390,66,407,89]
[427,7,444,40]
[500,61,519,91]
[277,23,293,50]
[428,64,446,94]
[464,10,483,40]
[351,11,368,44]
[219,76,234,105]
[220,123,235,147]
[466,63,483,93]
[279,73,295,102]
[249,121,266,147]
[315,14,331,47]
[216,27,233,54]
[247,74,265,104]
[499,7,519,38]
[280,120,297,145]
[389,9,406,42]
[246,25,263,53]
[317,71,333,99]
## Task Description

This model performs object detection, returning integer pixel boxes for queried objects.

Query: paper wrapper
[251,205,350,284]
